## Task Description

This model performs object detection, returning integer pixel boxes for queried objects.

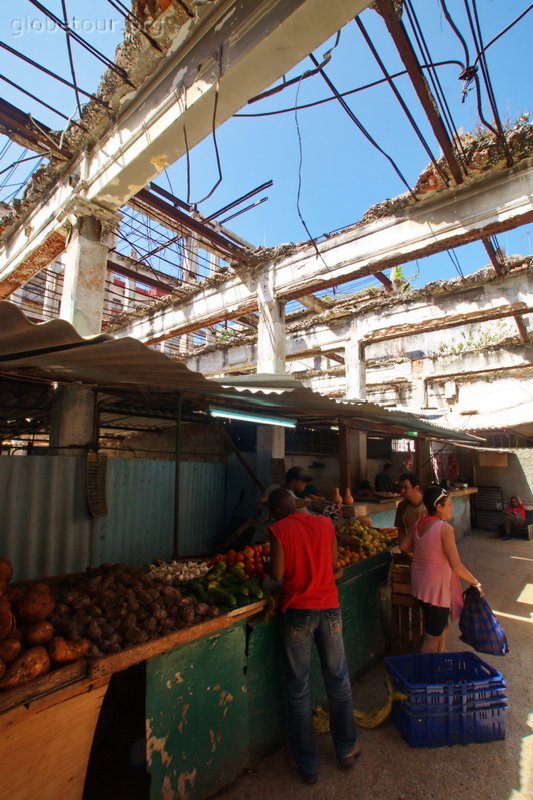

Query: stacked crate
[390,552,424,654]
[385,652,507,747]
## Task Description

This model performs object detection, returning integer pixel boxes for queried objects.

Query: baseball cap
[286,466,312,482]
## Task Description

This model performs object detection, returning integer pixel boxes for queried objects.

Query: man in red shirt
[268,488,359,785]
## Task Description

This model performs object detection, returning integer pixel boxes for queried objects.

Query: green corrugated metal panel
[310,551,391,706]
[146,625,249,800]
[246,618,285,762]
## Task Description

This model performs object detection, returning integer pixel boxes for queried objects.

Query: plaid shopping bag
[459,586,510,656]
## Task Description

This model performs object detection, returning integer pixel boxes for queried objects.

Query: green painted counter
[146,550,391,800]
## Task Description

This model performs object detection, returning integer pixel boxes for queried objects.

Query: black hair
[423,484,448,511]
[383,463,392,470]
[399,471,421,489]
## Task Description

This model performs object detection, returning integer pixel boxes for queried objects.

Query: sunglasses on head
[434,488,449,507]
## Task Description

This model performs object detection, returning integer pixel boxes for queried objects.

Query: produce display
[337,521,398,565]
[147,559,210,584]
[0,527,392,694]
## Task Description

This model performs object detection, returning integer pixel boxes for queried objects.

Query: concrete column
[182,236,199,282]
[415,438,434,485]
[344,323,367,401]
[49,386,96,456]
[411,358,429,411]
[256,272,286,374]
[256,270,287,477]
[60,214,114,336]
[123,277,137,312]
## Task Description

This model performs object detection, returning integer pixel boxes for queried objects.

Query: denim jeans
[281,607,356,776]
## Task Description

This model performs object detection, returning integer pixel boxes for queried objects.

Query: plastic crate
[391,700,507,747]
[385,652,506,708]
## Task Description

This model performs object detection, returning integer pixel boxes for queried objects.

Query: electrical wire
[234,61,464,118]
[191,46,224,207]
[293,74,326,265]
[466,0,513,166]
[355,15,451,187]
[104,0,163,51]
[308,52,417,199]
[402,0,469,169]
[26,0,133,86]
[0,41,111,110]
[0,75,87,131]
[60,0,83,118]
[473,3,533,66]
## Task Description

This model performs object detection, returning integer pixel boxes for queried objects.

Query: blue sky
[0,0,531,289]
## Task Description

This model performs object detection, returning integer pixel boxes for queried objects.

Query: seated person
[501,495,526,539]
[374,463,393,493]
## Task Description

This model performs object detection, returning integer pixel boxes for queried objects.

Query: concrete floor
[214,529,533,800]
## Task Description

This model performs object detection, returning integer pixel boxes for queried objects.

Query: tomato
[242,547,254,558]
[234,552,245,562]
[214,554,225,563]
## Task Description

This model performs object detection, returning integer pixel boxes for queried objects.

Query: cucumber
[191,580,207,601]
[207,587,237,608]
[244,580,264,599]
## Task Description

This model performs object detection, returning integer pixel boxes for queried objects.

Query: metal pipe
[174,394,182,558]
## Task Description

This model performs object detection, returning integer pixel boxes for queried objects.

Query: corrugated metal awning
[0,301,482,443]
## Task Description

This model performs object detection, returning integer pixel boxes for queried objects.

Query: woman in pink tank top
[400,485,483,654]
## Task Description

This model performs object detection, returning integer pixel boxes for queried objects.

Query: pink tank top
[410,518,464,619]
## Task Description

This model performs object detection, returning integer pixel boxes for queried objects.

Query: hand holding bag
[459,586,510,656]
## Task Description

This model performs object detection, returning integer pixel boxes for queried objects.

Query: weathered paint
[146,624,248,800]
[146,552,391,799]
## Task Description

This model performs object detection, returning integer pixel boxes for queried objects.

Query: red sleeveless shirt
[269,512,339,612]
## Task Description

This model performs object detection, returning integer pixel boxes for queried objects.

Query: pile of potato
[0,559,223,692]
[50,563,220,658]
[0,558,89,690]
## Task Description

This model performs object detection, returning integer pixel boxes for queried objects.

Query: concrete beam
[112,159,533,343]
[186,267,533,374]
[0,0,370,294]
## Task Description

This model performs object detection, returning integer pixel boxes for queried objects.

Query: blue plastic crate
[391,700,507,747]
[385,652,506,708]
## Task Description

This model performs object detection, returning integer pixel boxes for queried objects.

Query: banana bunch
[312,678,408,733]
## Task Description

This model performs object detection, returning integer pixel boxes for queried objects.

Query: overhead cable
[308,52,417,199]
[235,61,464,118]
[355,15,450,187]
[465,0,513,166]
[402,0,469,169]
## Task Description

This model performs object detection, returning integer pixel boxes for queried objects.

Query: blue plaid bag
[459,586,510,656]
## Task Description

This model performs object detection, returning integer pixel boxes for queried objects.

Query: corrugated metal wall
[0,456,92,581]
[177,461,226,556]
[1,456,226,580]
[94,459,175,566]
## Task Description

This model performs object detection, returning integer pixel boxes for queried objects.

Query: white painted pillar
[123,277,137,312]
[60,214,115,336]
[344,320,371,401]
[257,272,286,374]
[256,270,287,483]
[182,236,199,282]
[411,358,428,411]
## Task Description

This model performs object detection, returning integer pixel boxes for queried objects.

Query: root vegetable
[0,638,21,664]
[0,598,15,640]
[16,589,55,624]
[23,621,55,646]
[0,646,50,689]
[48,637,90,665]
[0,559,13,585]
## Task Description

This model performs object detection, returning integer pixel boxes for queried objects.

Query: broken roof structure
[0,0,531,454]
